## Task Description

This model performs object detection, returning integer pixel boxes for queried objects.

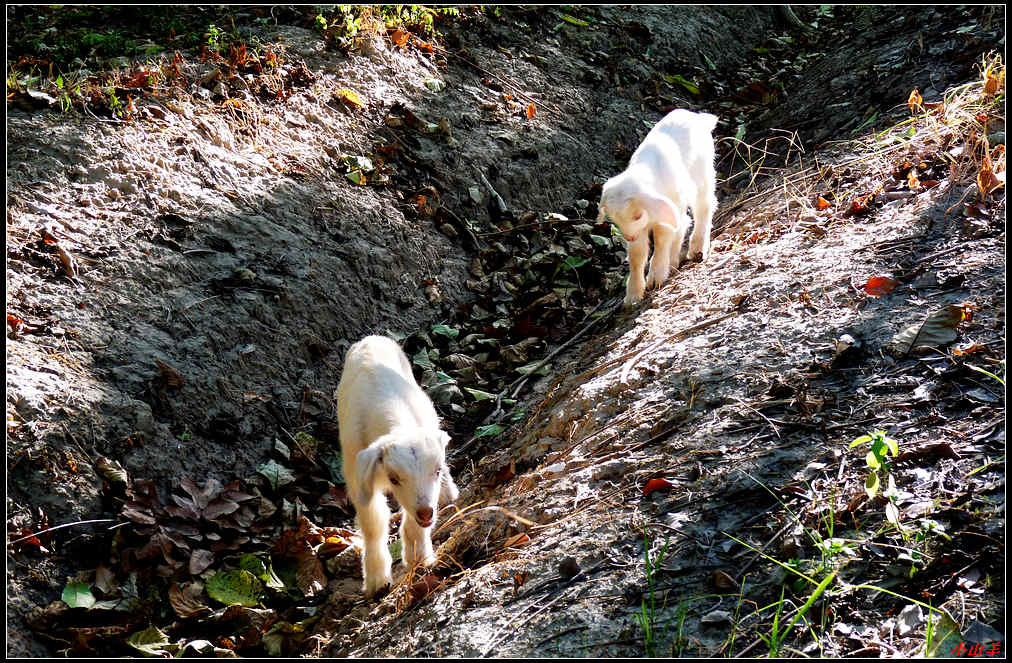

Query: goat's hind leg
[688,179,716,262]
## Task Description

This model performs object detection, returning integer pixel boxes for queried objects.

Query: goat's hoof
[363,576,392,599]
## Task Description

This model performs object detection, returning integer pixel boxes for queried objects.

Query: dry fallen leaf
[907,88,923,114]
[408,573,442,601]
[983,62,1005,97]
[504,532,531,548]
[643,477,675,496]
[389,29,409,47]
[887,304,972,356]
[526,102,536,120]
[334,88,365,110]
[816,195,831,210]
[156,359,185,390]
[864,276,900,297]
[907,167,920,190]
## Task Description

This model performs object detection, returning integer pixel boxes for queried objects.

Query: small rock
[439,223,457,239]
[558,556,580,579]
[701,609,733,625]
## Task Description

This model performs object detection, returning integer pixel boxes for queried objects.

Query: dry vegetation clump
[715,52,1005,247]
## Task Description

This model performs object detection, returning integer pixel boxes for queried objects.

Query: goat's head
[356,430,450,528]
[599,177,650,243]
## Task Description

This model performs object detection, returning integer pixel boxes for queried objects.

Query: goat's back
[621,109,715,210]
[337,335,439,453]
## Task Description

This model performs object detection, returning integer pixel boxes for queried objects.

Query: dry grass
[715,51,1005,243]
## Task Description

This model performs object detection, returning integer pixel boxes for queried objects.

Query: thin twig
[8,519,117,546]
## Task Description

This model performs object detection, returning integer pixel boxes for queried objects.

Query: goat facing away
[336,335,459,598]
[597,108,719,308]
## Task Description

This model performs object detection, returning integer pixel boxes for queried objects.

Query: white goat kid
[337,335,459,598]
[597,109,719,308]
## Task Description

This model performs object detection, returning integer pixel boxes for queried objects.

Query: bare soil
[6,5,1005,657]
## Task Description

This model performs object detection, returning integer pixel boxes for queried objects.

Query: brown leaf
[710,570,739,591]
[189,549,215,575]
[204,498,241,521]
[488,460,516,488]
[815,195,831,210]
[984,63,1005,97]
[95,456,129,485]
[318,533,351,557]
[907,167,920,190]
[953,342,989,356]
[156,359,185,390]
[525,102,536,120]
[318,485,351,511]
[898,442,961,464]
[180,477,221,512]
[169,582,211,619]
[408,573,443,601]
[389,29,409,47]
[294,544,326,597]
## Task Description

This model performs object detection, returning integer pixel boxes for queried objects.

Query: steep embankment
[7,5,1004,657]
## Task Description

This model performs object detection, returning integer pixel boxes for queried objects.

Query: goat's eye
[433,468,441,478]
[389,475,400,486]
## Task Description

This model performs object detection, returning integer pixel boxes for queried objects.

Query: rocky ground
[6,5,1005,657]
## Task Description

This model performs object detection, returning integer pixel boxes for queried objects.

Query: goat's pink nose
[416,506,434,524]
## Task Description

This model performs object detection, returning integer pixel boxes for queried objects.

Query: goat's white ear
[596,203,607,223]
[439,431,452,450]
[355,445,383,505]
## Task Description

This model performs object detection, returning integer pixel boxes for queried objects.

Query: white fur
[336,335,459,598]
[598,109,719,308]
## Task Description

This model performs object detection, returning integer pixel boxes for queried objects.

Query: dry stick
[534,625,590,649]
[618,307,742,385]
[732,397,782,439]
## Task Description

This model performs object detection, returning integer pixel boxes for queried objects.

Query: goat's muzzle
[416,506,434,528]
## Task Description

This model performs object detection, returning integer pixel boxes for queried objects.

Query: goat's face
[363,431,449,528]
[600,186,649,244]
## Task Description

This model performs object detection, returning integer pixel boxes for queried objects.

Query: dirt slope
[6,5,1005,657]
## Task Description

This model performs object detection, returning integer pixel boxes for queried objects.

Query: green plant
[205,23,226,51]
[967,360,1005,385]
[849,430,899,499]
[756,569,837,657]
[634,529,672,657]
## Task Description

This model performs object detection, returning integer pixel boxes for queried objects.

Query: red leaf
[864,276,900,297]
[643,477,675,496]
[816,195,831,210]
[908,88,923,114]
[504,532,530,548]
